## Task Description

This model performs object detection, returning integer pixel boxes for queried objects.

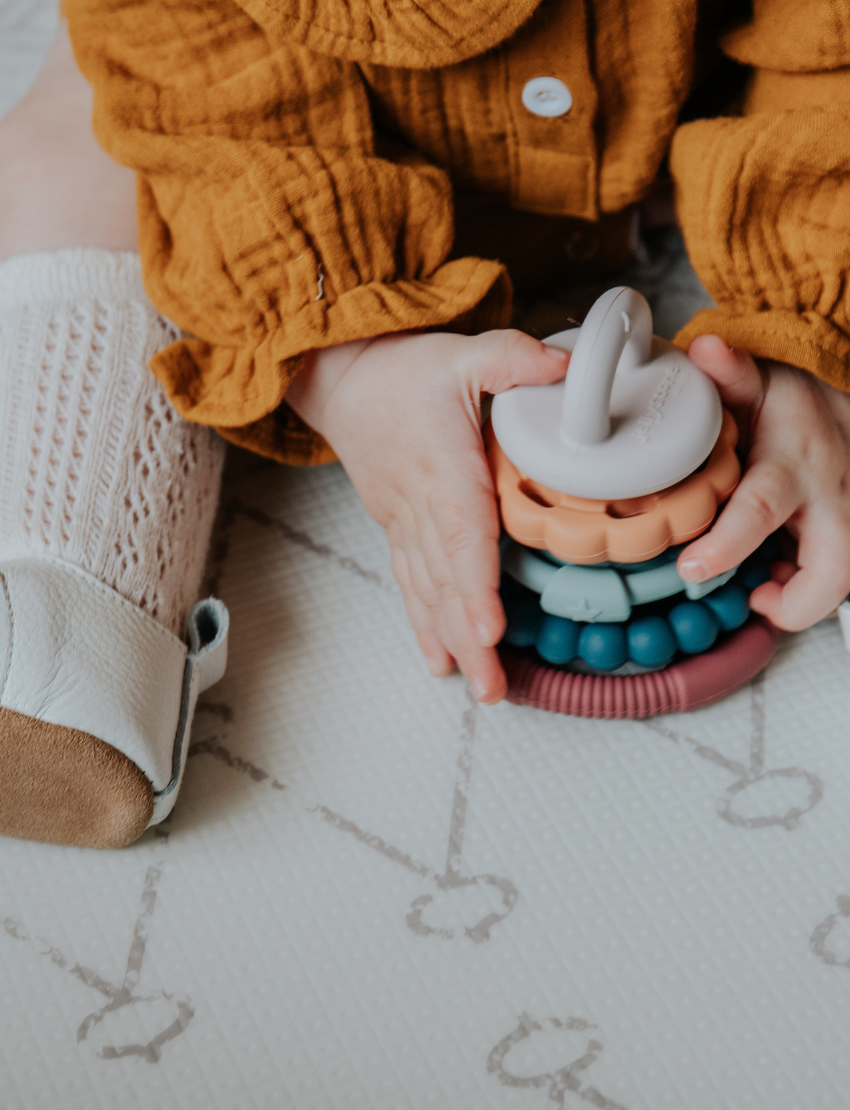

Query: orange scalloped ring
[486,408,740,565]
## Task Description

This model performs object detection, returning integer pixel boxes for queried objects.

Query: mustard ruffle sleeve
[671,0,850,391]
[64,0,512,463]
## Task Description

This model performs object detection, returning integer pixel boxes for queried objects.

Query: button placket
[502,0,599,219]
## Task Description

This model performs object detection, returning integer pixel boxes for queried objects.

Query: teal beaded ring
[501,541,773,676]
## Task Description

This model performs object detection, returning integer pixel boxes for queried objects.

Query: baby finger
[749,515,850,630]
[404,540,506,701]
[427,477,505,647]
[678,459,800,585]
[391,546,453,676]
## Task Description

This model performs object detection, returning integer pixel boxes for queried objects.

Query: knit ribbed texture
[0,248,225,638]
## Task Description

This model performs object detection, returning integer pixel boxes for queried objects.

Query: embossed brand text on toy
[632,365,682,444]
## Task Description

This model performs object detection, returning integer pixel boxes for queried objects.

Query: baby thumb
[469,329,570,395]
[688,334,765,411]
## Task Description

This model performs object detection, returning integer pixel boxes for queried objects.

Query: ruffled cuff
[671,107,850,392]
[676,307,850,390]
[151,256,511,465]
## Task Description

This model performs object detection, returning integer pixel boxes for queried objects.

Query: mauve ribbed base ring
[500,616,781,720]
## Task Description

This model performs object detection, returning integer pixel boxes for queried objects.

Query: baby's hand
[678,335,850,629]
[286,330,569,702]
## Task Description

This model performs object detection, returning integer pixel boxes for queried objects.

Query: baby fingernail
[474,621,491,646]
[543,343,569,361]
[470,677,489,701]
[679,558,709,582]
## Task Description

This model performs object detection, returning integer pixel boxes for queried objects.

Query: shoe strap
[0,556,229,827]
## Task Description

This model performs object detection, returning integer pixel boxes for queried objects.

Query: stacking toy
[488,287,780,720]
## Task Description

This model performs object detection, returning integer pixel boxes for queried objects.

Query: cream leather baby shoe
[0,248,228,848]
[0,556,228,848]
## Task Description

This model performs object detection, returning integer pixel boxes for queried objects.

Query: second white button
[521,76,573,118]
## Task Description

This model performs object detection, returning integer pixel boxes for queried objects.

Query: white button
[521,76,573,118]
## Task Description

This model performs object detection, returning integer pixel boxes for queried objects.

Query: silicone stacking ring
[500,617,781,720]
[504,580,751,671]
[486,410,740,565]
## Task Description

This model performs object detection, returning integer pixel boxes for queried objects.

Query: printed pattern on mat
[4,453,850,1109]
[2,851,192,1064]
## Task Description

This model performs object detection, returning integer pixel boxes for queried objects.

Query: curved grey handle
[560,287,653,445]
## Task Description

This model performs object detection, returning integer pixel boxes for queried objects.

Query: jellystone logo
[631,364,682,444]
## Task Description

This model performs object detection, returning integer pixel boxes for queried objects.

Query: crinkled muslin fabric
[63,0,850,463]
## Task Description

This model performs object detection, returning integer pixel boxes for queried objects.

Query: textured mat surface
[2,451,850,1110]
[3,7,850,1109]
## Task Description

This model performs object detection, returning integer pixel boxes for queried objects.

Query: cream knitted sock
[0,248,225,638]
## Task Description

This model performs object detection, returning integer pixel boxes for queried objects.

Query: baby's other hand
[678,335,850,630]
[287,330,569,702]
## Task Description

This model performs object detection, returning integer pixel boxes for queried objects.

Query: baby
[1,1,849,846]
